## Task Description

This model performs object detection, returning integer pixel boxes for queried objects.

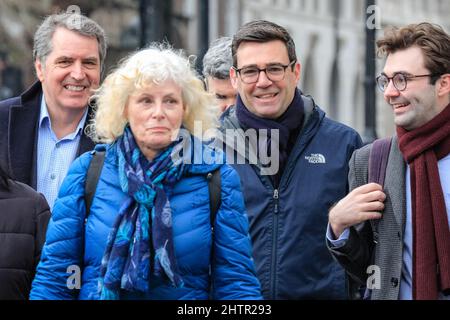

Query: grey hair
[33,12,107,71]
[202,37,233,80]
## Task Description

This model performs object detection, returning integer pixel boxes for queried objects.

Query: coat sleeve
[211,165,262,300]
[32,193,51,279]
[30,152,93,300]
[327,146,374,285]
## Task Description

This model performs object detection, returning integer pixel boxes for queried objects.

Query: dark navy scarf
[236,89,304,186]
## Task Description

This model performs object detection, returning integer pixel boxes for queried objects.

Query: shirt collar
[39,95,88,139]
[39,95,50,128]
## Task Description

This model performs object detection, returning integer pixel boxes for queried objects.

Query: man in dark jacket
[327,22,450,300]
[218,20,362,299]
[0,12,107,209]
[0,164,50,300]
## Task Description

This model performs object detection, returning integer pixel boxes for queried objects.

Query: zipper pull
[273,189,279,214]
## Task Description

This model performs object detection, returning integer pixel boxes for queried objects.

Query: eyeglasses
[233,60,296,84]
[376,73,439,92]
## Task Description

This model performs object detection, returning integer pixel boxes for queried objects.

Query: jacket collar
[8,81,42,185]
[218,94,325,177]
[384,135,406,230]
[8,81,95,187]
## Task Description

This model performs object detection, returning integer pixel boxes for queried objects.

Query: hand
[329,183,385,238]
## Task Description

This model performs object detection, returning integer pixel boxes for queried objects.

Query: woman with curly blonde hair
[30,44,261,300]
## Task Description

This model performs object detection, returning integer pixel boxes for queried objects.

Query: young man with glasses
[327,22,450,300]
[218,20,362,299]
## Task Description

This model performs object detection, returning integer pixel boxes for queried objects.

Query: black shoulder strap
[79,150,105,279]
[206,168,221,228]
[84,150,106,217]
[207,168,221,297]
[85,153,219,222]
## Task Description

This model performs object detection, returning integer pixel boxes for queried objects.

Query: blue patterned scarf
[99,126,186,299]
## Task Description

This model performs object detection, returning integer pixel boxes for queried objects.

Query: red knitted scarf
[397,103,450,300]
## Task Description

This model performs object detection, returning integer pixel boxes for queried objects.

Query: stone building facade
[1,0,449,137]
[207,0,450,137]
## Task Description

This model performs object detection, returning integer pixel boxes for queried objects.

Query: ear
[229,67,238,90]
[35,59,45,82]
[437,73,450,97]
[294,61,301,83]
[203,77,209,91]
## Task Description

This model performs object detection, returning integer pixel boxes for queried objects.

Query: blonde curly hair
[88,43,220,143]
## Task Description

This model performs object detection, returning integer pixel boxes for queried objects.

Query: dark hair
[231,20,297,68]
[376,22,450,84]
[0,165,10,190]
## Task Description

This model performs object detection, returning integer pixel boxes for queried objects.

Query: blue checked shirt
[37,96,88,209]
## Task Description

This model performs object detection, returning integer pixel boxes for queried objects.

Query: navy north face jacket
[219,94,363,299]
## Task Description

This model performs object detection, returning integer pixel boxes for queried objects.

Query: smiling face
[382,46,444,130]
[230,40,300,119]
[125,80,185,161]
[35,27,100,116]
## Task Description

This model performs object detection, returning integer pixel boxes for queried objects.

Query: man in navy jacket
[218,20,362,299]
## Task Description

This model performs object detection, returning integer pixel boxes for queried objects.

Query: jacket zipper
[270,188,279,299]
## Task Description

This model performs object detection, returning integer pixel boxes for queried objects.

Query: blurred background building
[0,0,449,138]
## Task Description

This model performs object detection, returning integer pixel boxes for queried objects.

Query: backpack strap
[367,137,392,245]
[206,168,221,298]
[77,150,105,284]
[206,168,221,228]
[84,150,106,217]
[360,137,392,300]
[368,137,392,186]
[85,152,220,224]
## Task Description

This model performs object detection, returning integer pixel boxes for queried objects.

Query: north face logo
[305,153,326,164]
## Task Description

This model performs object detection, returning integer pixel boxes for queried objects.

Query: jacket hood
[218,93,326,175]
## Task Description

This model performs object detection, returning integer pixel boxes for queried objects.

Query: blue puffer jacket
[30,141,262,300]
[219,94,363,299]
